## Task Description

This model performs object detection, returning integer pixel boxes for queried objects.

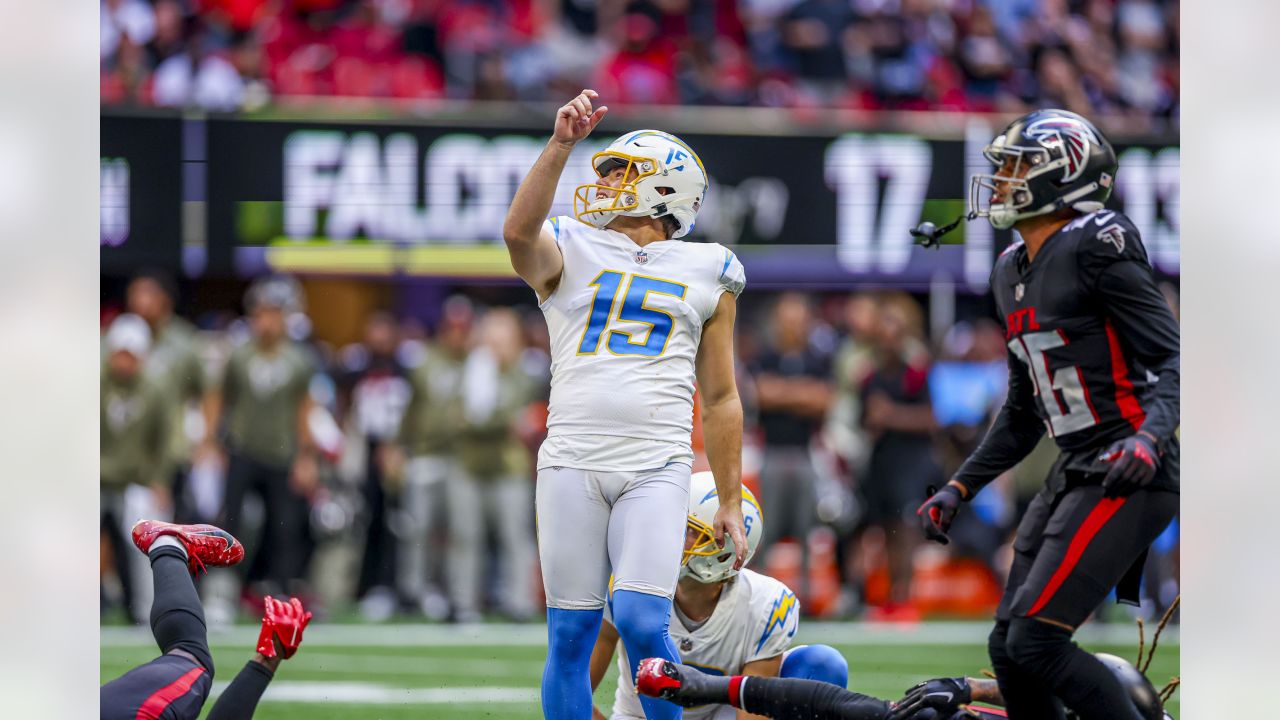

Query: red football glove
[256,596,313,659]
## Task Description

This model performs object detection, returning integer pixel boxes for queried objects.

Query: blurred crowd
[101,0,1179,122]
[101,270,1180,625]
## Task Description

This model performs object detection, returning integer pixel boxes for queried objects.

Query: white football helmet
[681,471,764,584]
[573,129,708,239]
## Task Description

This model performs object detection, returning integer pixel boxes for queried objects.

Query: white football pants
[536,462,691,609]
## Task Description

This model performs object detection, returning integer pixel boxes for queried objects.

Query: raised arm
[206,596,311,720]
[503,89,608,302]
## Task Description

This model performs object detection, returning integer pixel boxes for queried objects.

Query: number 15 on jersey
[577,270,688,358]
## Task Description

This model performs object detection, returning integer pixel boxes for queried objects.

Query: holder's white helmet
[574,130,708,239]
[681,471,763,584]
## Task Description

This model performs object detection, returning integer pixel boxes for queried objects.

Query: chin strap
[909,211,978,248]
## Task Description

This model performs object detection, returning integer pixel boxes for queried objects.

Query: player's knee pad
[781,644,849,687]
[1005,616,1073,677]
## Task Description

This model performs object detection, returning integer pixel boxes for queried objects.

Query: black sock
[738,676,891,720]
[988,620,1066,719]
[1006,618,1144,720]
[206,661,275,720]
[149,549,214,674]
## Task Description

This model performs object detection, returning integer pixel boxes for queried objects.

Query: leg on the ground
[492,474,537,618]
[1005,487,1178,720]
[543,607,605,720]
[612,590,683,719]
[124,484,171,623]
[1006,618,1142,720]
[781,645,849,687]
[608,463,691,720]
[445,468,485,620]
[102,492,137,620]
[263,461,308,593]
[356,450,396,598]
[536,467,613,719]
[883,517,916,607]
[395,457,434,603]
[987,620,1065,720]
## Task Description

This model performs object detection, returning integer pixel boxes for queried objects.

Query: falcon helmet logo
[1098,224,1126,254]
[1025,117,1100,184]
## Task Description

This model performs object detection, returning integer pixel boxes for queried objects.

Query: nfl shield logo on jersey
[1015,283,1025,301]
[679,638,693,652]
[634,249,650,265]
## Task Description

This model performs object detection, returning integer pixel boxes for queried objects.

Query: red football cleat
[637,658,684,700]
[131,520,245,574]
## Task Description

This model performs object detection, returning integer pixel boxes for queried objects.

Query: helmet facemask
[680,471,762,585]
[969,143,1054,230]
[679,516,739,584]
[573,130,707,239]
[574,150,662,231]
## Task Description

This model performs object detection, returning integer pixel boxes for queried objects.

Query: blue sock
[611,589,682,720]
[542,607,604,720]
[780,644,849,688]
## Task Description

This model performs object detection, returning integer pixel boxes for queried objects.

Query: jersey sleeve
[748,584,800,664]
[1076,212,1180,444]
[1075,212,1150,292]
[714,246,746,299]
[1094,260,1180,446]
[543,216,565,245]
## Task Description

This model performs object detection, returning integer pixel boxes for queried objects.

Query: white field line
[102,621,1177,648]
[277,651,547,677]
[208,681,540,705]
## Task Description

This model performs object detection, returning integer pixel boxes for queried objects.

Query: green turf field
[101,622,1179,718]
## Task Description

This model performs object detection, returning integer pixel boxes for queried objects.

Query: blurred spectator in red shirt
[98,0,1180,122]
[596,10,679,106]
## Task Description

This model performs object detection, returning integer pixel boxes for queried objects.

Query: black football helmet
[1060,653,1170,720]
[969,109,1119,230]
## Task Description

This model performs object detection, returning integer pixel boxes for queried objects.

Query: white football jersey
[606,569,801,720]
[537,216,746,472]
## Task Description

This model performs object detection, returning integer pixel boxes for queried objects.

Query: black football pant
[102,549,280,720]
[357,442,397,598]
[221,453,311,593]
[101,548,213,720]
[990,483,1178,720]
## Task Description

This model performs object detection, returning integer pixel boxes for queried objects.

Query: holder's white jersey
[606,569,800,720]
[536,216,745,472]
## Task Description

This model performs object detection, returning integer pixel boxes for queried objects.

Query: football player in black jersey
[915,109,1179,720]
